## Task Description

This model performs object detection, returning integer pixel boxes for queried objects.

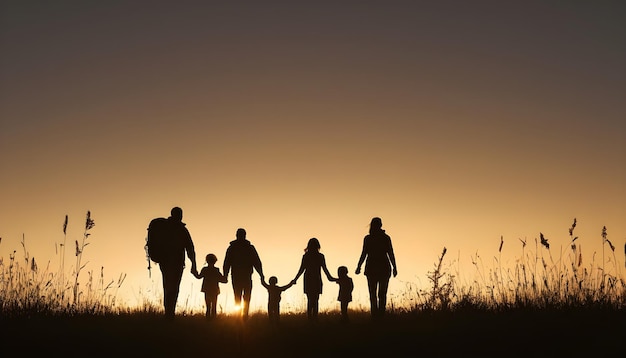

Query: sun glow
[229,304,242,315]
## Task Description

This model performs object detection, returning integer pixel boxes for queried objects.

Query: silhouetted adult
[223,228,265,320]
[159,206,198,318]
[356,217,397,319]
[292,237,336,321]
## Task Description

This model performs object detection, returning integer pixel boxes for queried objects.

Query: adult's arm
[387,236,398,277]
[222,247,231,278]
[355,236,368,275]
[183,229,197,273]
[293,255,306,282]
[192,268,202,279]
[252,246,265,281]
[321,255,336,281]
[260,279,269,289]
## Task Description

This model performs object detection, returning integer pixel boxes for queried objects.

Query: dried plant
[423,247,455,311]
[73,211,95,305]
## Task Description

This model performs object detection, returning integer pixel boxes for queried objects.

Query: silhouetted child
[192,253,227,320]
[261,276,295,325]
[334,266,354,322]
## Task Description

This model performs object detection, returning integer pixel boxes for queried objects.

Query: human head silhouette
[236,228,246,240]
[369,217,383,234]
[305,238,321,252]
[338,266,348,278]
[206,253,217,265]
[170,207,183,222]
[269,276,278,285]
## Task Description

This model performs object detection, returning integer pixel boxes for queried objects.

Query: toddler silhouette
[334,266,354,322]
[261,276,295,325]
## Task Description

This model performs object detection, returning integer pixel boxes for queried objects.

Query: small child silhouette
[334,266,354,322]
[261,276,295,325]
[192,253,227,320]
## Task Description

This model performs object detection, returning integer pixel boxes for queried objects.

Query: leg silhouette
[378,278,390,316]
[367,277,379,318]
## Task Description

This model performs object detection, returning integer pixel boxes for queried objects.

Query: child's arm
[260,278,269,289]
[192,270,202,279]
[217,269,228,283]
[280,281,295,291]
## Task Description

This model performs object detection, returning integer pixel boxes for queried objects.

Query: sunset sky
[1,1,624,313]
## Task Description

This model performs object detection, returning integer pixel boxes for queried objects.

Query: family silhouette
[147,208,398,323]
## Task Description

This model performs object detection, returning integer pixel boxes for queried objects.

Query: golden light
[229,304,242,315]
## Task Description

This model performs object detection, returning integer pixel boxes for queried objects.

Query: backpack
[145,217,173,263]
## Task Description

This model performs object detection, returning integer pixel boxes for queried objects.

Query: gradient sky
[1,1,625,313]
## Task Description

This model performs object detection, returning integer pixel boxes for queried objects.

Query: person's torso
[161,221,191,264]
[268,286,282,303]
[228,241,257,276]
[201,266,221,291]
[365,233,390,263]
[303,252,324,273]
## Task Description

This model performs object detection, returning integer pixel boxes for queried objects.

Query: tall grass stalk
[73,210,95,305]
[58,215,68,299]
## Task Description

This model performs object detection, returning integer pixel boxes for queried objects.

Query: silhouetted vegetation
[1,216,624,356]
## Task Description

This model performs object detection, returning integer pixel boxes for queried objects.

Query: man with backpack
[147,206,198,318]
[223,228,265,320]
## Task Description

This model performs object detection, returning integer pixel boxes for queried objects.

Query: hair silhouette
[305,237,321,252]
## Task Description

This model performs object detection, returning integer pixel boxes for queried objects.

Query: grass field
[1,216,624,356]
[2,308,624,357]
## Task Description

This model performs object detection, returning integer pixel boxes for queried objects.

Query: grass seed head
[540,233,550,249]
[63,215,68,235]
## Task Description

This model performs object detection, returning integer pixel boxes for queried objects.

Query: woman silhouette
[293,238,336,321]
[356,217,397,319]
